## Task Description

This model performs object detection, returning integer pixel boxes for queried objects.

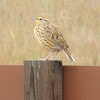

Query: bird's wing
[49,23,69,48]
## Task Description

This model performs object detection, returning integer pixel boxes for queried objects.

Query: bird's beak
[30,17,37,20]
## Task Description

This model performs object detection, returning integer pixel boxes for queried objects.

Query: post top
[24,60,62,63]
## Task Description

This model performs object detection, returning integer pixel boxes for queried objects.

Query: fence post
[24,60,63,100]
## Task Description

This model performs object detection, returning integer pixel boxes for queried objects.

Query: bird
[31,16,75,62]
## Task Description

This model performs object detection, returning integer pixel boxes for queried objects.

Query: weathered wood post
[24,60,63,100]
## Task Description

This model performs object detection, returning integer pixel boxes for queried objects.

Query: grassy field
[0,0,99,65]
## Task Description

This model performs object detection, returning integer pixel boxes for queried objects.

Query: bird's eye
[40,18,42,20]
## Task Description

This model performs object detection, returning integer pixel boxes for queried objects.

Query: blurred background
[0,0,99,65]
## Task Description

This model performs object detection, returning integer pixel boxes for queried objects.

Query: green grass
[0,0,99,65]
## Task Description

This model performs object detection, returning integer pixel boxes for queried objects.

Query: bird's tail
[62,49,75,62]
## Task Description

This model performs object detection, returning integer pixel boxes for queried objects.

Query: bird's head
[31,17,49,26]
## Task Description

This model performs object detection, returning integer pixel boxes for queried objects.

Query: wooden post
[24,60,63,100]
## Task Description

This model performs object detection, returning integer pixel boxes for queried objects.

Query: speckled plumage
[33,17,75,62]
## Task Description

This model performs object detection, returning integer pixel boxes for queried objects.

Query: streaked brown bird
[31,17,75,62]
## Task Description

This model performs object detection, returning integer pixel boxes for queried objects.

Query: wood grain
[24,60,63,100]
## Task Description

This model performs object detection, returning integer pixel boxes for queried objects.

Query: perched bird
[31,17,75,62]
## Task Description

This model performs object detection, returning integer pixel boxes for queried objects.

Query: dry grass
[0,0,100,65]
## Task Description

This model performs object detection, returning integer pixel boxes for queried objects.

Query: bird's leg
[50,51,59,60]
[44,52,53,60]
[40,52,52,60]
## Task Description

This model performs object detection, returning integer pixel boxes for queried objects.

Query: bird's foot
[39,58,48,61]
